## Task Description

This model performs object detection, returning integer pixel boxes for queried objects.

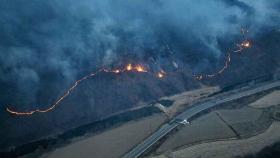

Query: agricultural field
[216,106,262,124]
[154,122,280,158]
[249,90,280,108]
[41,114,167,158]
[216,106,272,138]
[149,90,280,158]
[155,112,236,154]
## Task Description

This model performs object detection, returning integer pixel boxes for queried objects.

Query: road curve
[122,80,280,158]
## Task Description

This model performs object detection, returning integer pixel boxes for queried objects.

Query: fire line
[6,64,160,116]
[6,29,251,116]
[194,29,251,80]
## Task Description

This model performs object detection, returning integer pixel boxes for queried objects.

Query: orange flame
[194,28,251,81]
[157,70,166,78]
[6,28,252,116]
[135,65,147,72]
[157,73,164,78]
[126,64,132,71]
[6,64,163,116]
[241,41,250,48]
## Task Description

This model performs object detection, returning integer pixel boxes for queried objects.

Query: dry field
[151,105,274,157]
[155,112,235,154]
[249,90,280,108]
[216,106,262,124]
[216,106,272,138]
[232,111,272,138]
[41,114,167,158]
[159,86,219,116]
[153,122,280,158]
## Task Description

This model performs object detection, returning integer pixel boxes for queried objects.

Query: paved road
[122,80,280,158]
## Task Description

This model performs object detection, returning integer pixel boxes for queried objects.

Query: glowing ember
[241,41,250,48]
[195,75,203,80]
[157,72,164,78]
[113,69,120,73]
[194,28,251,80]
[126,64,132,71]
[157,70,166,78]
[6,28,252,116]
[6,64,160,116]
[234,40,251,53]
[135,65,147,72]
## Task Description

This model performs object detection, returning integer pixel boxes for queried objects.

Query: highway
[122,80,280,158]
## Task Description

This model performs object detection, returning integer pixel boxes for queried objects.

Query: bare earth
[249,90,280,108]
[216,106,262,124]
[151,122,280,158]
[160,86,219,116]
[42,114,166,158]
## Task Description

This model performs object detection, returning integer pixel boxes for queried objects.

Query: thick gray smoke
[0,0,279,106]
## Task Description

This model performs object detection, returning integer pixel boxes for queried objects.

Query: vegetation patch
[273,111,280,121]
[157,99,174,107]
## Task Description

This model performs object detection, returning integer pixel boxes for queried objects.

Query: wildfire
[158,73,164,78]
[6,63,165,116]
[112,69,120,73]
[125,63,147,72]
[135,65,147,72]
[194,28,251,80]
[234,40,251,53]
[157,70,166,78]
[241,41,250,48]
[6,28,252,116]
[126,64,132,71]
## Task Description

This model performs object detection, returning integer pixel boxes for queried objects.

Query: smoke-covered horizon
[0,0,279,106]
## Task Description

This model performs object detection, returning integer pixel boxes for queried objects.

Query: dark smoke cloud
[0,0,279,106]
